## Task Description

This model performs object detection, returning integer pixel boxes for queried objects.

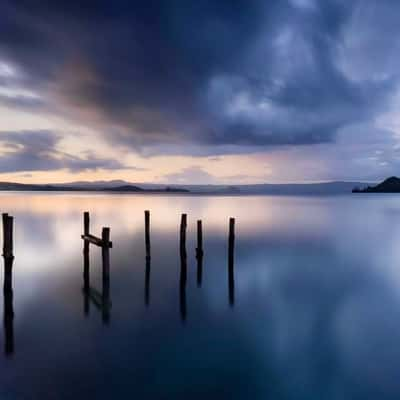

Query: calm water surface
[1,192,400,399]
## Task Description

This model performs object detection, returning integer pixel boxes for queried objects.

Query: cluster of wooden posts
[81,211,236,324]
[81,211,112,324]
[0,210,235,356]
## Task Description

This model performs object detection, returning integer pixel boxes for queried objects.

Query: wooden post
[180,214,187,260]
[101,227,110,282]
[196,220,203,287]
[228,218,235,306]
[83,211,90,254]
[196,220,203,257]
[2,213,8,253]
[179,215,187,322]
[145,210,151,260]
[84,211,90,236]
[2,215,13,258]
[144,211,151,306]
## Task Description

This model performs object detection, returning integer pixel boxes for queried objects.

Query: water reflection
[179,248,187,323]
[196,220,203,288]
[81,238,111,324]
[2,193,400,399]
[144,257,151,307]
[83,241,90,316]
[3,255,14,357]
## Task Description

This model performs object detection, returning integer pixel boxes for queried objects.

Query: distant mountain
[107,185,189,193]
[0,182,78,191]
[0,182,189,193]
[352,177,400,193]
[56,180,372,194]
[0,180,372,194]
[107,185,144,192]
[56,180,130,189]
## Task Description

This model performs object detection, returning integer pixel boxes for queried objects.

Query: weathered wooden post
[180,214,187,260]
[84,211,90,236]
[145,210,151,261]
[3,255,14,356]
[2,213,7,253]
[102,227,110,282]
[179,213,188,322]
[196,220,203,287]
[83,211,90,255]
[2,214,13,259]
[196,220,203,257]
[228,218,235,306]
[144,210,151,306]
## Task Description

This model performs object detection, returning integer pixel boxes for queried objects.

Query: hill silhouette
[353,177,400,193]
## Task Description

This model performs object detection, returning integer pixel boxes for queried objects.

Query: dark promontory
[353,177,400,193]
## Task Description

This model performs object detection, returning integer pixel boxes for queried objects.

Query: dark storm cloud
[0,0,397,153]
[0,131,129,172]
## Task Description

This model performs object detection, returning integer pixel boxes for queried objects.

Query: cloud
[0,130,133,173]
[0,1,398,156]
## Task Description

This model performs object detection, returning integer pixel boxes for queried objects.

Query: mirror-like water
[1,192,400,399]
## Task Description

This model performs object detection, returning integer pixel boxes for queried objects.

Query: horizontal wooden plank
[81,234,112,248]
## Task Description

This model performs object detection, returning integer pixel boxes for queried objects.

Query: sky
[0,0,400,184]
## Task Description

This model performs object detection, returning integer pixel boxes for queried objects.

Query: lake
[1,192,400,399]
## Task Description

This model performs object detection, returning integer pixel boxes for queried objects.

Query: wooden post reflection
[179,261,187,323]
[196,220,203,287]
[144,257,151,306]
[228,218,235,307]
[102,274,110,324]
[83,243,90,316]
[3,255,14,357]
[101,228,111,324]
[145,210,151,261]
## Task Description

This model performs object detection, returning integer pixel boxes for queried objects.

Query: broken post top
[145,210,150,228]
[181,213,187,227]
[229,218,235,235]
[84,211,90,236]
[102,227,110,242]
[81,212,112,248]
[2,214,14,258]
